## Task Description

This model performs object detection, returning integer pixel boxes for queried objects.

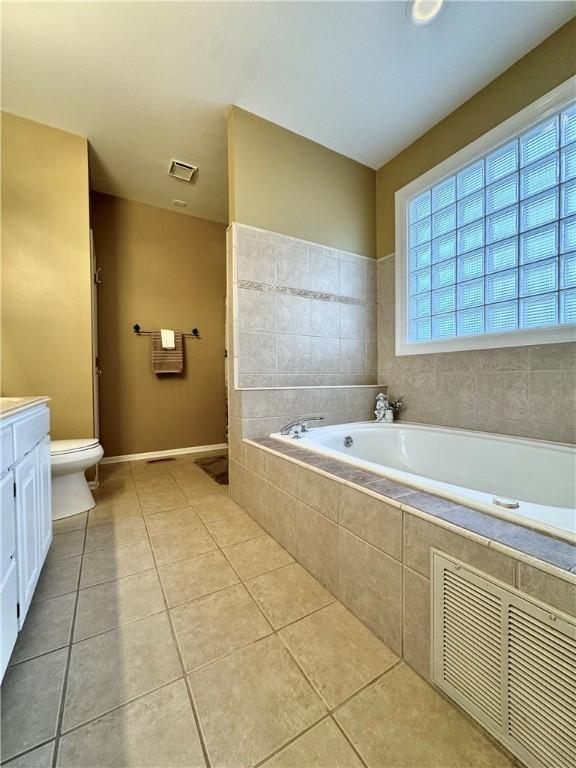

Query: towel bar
[132,324,201,338]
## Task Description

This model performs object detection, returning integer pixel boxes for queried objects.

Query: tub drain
[492,496,520,509]
[344,436,353,447]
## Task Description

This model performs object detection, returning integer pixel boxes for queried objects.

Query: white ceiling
[2,1,574,223]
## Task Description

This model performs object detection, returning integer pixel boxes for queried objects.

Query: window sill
[395,323,576,355]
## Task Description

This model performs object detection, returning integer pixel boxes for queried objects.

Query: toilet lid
[50,439,100,456]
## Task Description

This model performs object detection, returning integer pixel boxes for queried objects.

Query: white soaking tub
[271,422,576,543]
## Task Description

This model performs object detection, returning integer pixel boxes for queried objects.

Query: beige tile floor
[1,456,514,768]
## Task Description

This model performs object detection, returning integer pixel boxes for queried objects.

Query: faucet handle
[280,415,324,439]
[301,416,325,433]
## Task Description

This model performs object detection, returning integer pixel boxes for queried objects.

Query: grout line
[70,606,167,647]
[82,532,152,556]
[50,507,89,768]
[331,658,404,718]
[75,564,157,592]
[251,715,333,768]
[163,569,241,610]
[31,582,81,605]
[0,737,56,767]
[182,619,275,676]
[249,641,401,768]
[330,714,370,768]
[158,548,299,612]
[56,676,186,739]
[7,639,72,670]
[275,628,331,708]
[84,512,143,531]
[209,530,270,548]
[260,592,338,634]
[140,478,213,768]
[276,619,402,719]
[241,557,299,584]
[152,543,219,567]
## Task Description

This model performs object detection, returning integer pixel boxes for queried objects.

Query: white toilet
[50,439,104,519]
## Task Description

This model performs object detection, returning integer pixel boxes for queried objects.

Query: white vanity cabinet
[0,399,52,680]
[0,470,18,680]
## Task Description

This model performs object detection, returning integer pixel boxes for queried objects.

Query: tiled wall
[228,383,385,458]
[231,441,576,679]
[232,223,377,388]
[226,222,386,454]
[378,254,576,443]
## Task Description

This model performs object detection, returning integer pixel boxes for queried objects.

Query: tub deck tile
[363,478,419,501]
[250,438,576,573]
[402,492,576,572]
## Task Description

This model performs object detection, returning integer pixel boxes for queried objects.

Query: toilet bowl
[50,439,104,520]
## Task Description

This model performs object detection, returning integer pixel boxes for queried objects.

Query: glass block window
[406,101,576,344]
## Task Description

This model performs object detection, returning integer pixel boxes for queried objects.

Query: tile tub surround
[228,386,388,463]
[230,437,576,685]
[225,222,386,469]
[0,458,514,768]
[231,222,378,388]
[377,254,576,443]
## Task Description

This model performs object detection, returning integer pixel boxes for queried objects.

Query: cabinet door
[0,470,18,680]
[0,560,18,680]
[0,471,16,578]
[36,438,52,564]
[15,449,40,627]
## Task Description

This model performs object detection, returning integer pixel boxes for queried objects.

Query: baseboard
[100,443,228,465]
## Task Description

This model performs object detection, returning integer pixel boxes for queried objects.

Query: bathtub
[270,422,576,544]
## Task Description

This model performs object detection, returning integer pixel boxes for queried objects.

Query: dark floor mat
[194,454,229,485]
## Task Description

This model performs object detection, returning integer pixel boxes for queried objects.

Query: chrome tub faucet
[280,416,325,439]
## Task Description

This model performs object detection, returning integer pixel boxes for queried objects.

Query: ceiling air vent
[168,160,198,182]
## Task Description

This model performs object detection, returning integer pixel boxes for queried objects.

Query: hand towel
[151,331,183,374]
[160,328,175,350]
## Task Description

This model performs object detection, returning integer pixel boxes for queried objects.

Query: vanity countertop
[0,396,50,418]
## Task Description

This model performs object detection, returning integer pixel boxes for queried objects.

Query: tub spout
[280,416,325,439]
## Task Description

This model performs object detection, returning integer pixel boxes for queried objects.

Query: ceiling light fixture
[411,0,444,26]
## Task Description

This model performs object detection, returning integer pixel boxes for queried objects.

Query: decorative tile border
[230,221,378,389]
[238,279,374,307]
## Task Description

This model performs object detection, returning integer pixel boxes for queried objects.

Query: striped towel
[151,331,184,374]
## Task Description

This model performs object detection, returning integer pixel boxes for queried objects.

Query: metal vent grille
[508,607,576,768]
[442,569,503,727]
[168,160,198,182]
[432,552,576,768]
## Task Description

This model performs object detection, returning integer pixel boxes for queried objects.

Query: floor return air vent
[432,552,576,768]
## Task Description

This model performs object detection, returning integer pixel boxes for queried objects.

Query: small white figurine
[375,393,389,423]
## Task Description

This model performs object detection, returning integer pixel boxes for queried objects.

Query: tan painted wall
[228,107,376,258]
[376,18,576,257]
[92,193,227,457]
[375,21,576,443]
[1,112,94,439]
